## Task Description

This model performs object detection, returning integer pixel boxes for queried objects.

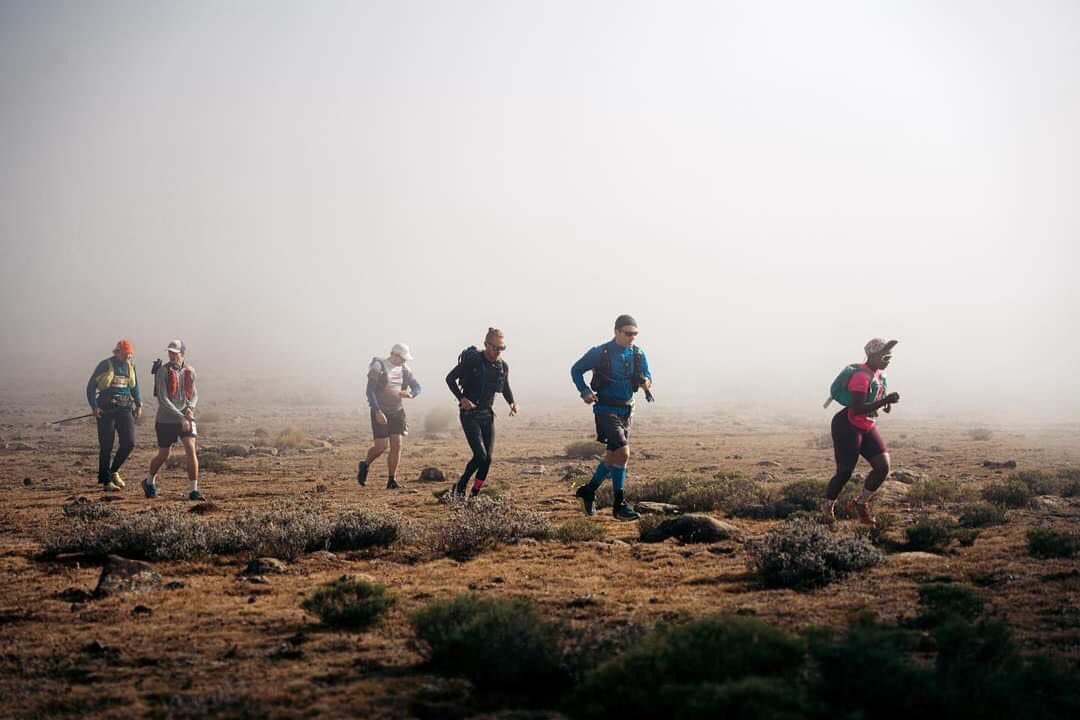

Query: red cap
[115,339,134,355]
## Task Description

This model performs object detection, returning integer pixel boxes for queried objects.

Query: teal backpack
[824,365,886,409]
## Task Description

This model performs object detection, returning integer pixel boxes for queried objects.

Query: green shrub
[1012,470,1070,496]
[327,510,402,551]
[274,426,308,451]
[672,475,767,514]
[981,479,1032,508]
[574,616,805,720]
[595,475,692,508]
[62,500,119,522]
[555,518,606,543]
[958,502,1008,528]
[915,583,985,627]
[906,478,963,507]
[967,428,993,441]
[301,575,394,630]
[904,516,961,552]
[429,497,552,560]
[1057,467,1080,496]
[197,451,227,473]
[412,595,565,696]
[1027,528,1080,558]
[747,517,882,589]
[565,439,602,459]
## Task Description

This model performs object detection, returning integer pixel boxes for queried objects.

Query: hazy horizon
[2,1,1078,424]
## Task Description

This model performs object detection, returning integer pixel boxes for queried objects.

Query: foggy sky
[1,1,1078,422]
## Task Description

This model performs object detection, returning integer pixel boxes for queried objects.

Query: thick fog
[2,1,1077,423]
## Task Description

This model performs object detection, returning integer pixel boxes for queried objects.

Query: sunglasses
[621,330,639,337]
[486,343,507,352]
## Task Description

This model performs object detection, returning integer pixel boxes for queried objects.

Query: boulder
[635,501,681,515]
[94,555,162,596]
[1031,495,1065,511]
[641,514,743,544]
[243,558,287,576]
[221,444,250,458]
[418,467,446,482]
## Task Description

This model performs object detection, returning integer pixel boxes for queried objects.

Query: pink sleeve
[847,371,871,394]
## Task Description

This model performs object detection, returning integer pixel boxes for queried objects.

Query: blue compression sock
[587,461,609,490]
[609,465,626,493]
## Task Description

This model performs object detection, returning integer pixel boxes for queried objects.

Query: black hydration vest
[457,347,506,404]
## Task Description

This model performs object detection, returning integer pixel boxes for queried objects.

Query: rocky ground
[1,403,1078,718]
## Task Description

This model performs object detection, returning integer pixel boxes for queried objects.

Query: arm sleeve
[156,371,186,421]
[847,372,871,394]
[131,364,142,406]
[445,363,465,400]
[405,368,422,398]
[365,366,382,411]
[87,360,107,409]
[185,369,197,411]
[570,347,601,396]
[502,362,515,405]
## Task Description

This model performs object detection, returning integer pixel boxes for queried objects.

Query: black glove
[884,392,900,404]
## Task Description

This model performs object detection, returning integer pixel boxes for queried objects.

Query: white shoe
[110,472,126,488]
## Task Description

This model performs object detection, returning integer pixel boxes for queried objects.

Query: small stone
[131,605,153,617]
[243,558,287,576]
[635,501,681,515]
[251,446,279,456]
[58,587,93,603]
[164,581,186,591]
[1031,495,1064,511]
[22,477,32,486]
[982,460,1017,470]
[246,575,271,585]
[221,444,250,458]
[890,470,922,484]
[418,467,446,482]
[568,595,596,608]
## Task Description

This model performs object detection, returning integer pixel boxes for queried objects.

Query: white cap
[864,338,897,355]
[166,339,186,354]
[390,343,413,361]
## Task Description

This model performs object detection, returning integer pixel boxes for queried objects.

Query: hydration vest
[590,344,646,396]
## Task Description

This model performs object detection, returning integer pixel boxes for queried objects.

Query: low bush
[981,479,1032,508]
[915,583,985,627]
[906,478,963,507]
[747,517,882,589]
[301,575,394,630]
[62,500,119,522]
[957,502,1008,528]
[573,615,805,720]
[555,518,605,543]
[1012,470,1070,496]
[1057,467,1080,496]
[412,595,565,696]
[429,497,552,560]
[967,428,993,441]
[672,475,767,514]
[274,427,308,451]
[904,516,967,553]
[595,475,692,509]
[327,510,403,551]
[198,451,227,473]
[1027,528,1080,559]
[565,439,602,459]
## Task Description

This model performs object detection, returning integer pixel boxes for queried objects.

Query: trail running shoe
[847,498,876,526]
[470,488,481,499]
[575,485,597,516]
[357,461,369,486]
[612,502,640,521]
[110,472,126,488]
[386,478,400,490]
[142,477,157,499]
[189,490,205,501]
[103,481,122,492]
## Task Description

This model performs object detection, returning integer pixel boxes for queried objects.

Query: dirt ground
[1,402,1078,718]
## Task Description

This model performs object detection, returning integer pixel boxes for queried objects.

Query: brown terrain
[1,399,1078,718]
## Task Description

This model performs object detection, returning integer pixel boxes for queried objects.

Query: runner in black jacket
[445,328,519,498]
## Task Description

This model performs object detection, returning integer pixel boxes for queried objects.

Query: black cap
[614,314,638,329]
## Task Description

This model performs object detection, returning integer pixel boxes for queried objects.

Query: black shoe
[575,485,597,516]
[470,488,480,498]
[386,477,400,490]
[613,502,640,521]
[357,461,369,486]
[454,477,470,498]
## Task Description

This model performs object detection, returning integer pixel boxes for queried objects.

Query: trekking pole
[51,413,95,425]
[644,388,655,403]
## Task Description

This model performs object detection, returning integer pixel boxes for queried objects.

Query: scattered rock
[308,550,338,561]
[635,501,681,515]
[81,639,113,657]
[22,477,32,486]
[418,467,446,482]
[131,604,153,617]
[243,558,287,576]
[164,581,187,591]
[641,515,743,544]
[1030,495,1065,511]
[94,555,162,596]
[269,642,303,660]
[58,588,93,603]
[757,460,782,467]
[568,594,597,608]
[251,446,279,456]
[189,502,220,515]
[890,470,922,484]
[982,460,1017,470]
[314,484,328,493]
[245,576,271,585]
[521,465,546,476]
[5,441,36,451]
[221,444,250,458]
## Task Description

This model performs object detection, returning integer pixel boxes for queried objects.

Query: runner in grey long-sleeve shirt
[143,339,204,501]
